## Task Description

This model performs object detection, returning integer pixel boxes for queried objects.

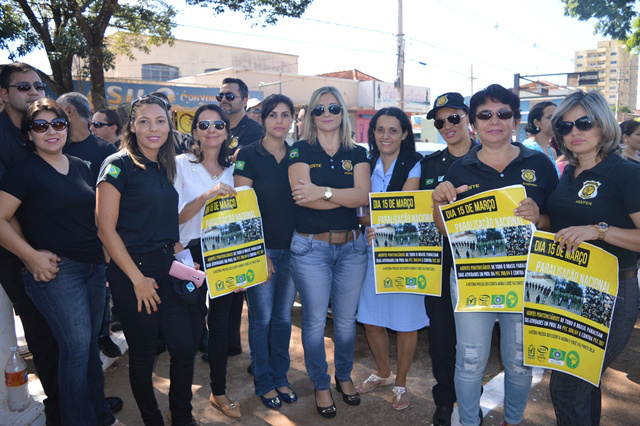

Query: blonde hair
[302,86,355,149]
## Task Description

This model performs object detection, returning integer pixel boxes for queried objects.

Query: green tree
[1,0,313,109]
[562,0,640,51]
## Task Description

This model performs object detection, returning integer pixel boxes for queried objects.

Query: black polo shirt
[234,140,295,249]
[63,133,117,183]
[0,154,103,264]
[420,140,478,190]
[230,114,263,151]
[548,155,640,269]
[97,151,179,253]
[0,110,29,265]
[288,139,368,234]
[444,142,559,213]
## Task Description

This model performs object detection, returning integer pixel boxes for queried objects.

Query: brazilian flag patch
[289,148,299,159]
[106,164,121,178]
[235,161,245,170]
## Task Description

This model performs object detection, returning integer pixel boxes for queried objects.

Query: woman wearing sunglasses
[234,94,298,410]
[523,101,560,175]
[96,95,200,426]
[173,104,242,419]
[288,86,370,419]
[0,98,115,426]
[432,84,558,426]
[356,107,426,411]
[547,90,640,426]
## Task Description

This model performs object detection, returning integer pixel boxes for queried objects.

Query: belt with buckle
[298,230,360,245]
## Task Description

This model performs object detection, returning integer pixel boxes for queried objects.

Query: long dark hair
[367,107,415,155]
[188,104,232,168]
[120,95,177,183]
[525,101,555,134]
[22,98,69,152]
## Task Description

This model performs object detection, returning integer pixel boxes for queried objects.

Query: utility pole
[615,68,622,121]
[468,64,477,95]
[396,0,405,110]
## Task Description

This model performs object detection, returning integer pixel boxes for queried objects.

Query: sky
[2,0,630,105]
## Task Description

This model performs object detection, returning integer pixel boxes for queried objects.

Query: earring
[536,126,540,132]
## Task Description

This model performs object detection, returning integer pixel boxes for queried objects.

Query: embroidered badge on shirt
[425,178,434,185]
[578,180,601,199]
[229,136,239,149]
[342,160,353,171]
[235,161,245,170]
[521,169,536,182]
[106,164,121,178]
[289,148,299,159]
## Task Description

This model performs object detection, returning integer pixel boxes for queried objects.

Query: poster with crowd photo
[200,187,268,299]
[523,230,618,386]
[439,185,533,312]
[369,190,443,296]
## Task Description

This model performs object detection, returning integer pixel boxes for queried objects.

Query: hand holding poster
[200,187,268,298]
[369,190,443,295]
[523,230,618,386]
[438,185,533,312]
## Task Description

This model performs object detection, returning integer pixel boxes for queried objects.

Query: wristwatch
[595,222,609,241]
[324,187,333,201]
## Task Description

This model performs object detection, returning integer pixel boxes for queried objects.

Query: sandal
[209,394,241,418]
[391,386,410,411]
[356,372,395,393]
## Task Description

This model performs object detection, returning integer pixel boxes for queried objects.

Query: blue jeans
[550,271,639,426]
[23,259,113,426]
[290,231,367,390]
[450,275,532,426]
[246,248,297,395]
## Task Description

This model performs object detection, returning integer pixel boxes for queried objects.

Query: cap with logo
[427,92,468,120]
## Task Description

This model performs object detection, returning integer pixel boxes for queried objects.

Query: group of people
[0,60,639,426]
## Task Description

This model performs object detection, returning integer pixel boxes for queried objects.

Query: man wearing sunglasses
[218,78,263,162]
[0,62,61,426]
[420,92,477,426]
[90,109,122,146]
[57,92,117,181]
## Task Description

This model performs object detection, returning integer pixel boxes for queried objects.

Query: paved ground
[102,300,640,426]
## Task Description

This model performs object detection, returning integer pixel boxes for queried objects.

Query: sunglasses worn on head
[197,120,226,131]
[30,118,68,133]
[475,109,514,121]
[555,116,594,136]
[434,113,466,130]
[312,104,342,117]
[7,82,47,92]
[131,95,169,110]
[91,121,112,128]
[216,92,236,102]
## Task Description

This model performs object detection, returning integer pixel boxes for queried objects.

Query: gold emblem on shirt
[521,169,536,182]
[578,180,601,200]
[229,136,239,149]
[342,160,353,171]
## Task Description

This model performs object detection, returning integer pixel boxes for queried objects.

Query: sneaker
[99,336,122,358]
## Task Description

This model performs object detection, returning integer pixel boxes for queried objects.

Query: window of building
[611,69,617,73]
[577,55,584,59]
[611,60,617,64]
[577,64,583,67]
[611,52,617,56]
[141,64,179,81]
[610,94,616,98]
[610,86,616,90]
[588,62,596,66]
[599,70,605,74]
[588,53,596,58]
[599,53,605,57]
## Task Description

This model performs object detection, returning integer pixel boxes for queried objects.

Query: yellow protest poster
[523,230,618,386]
[370,190,443,296]
[439,185,533,312]
[201,187,268,299]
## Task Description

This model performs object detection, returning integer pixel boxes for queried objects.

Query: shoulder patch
[106,164,121,178]
[235,161,245,170]
[289,148,299,159]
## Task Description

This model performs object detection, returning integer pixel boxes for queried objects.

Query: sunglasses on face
[434,113,466,130]
[311,104,342,117]
[216,92,236,102]
[555,116,594,136]
[7,82,47,92]
[30,118,68,133]
[197,120,226,131]
[248,109,261,114]
[91,121,112,128]
[475,109,514,121]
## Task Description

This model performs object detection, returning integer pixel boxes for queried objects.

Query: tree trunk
[45,53,74,97]
[88,39,107,110]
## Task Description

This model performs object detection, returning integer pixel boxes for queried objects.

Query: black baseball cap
[427,92,468,119]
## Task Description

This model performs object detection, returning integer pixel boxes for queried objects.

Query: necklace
[201,162,221,181]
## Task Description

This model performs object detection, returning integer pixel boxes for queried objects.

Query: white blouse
[174,153,234,247]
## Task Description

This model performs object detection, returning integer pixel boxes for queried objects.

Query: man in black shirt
[218,78,263,162]
[420,92,476,426]
[58,92,118,181]
[0,62,61,426]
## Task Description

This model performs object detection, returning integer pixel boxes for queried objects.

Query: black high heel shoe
[314,388,337,418]
[334,377,361,406]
